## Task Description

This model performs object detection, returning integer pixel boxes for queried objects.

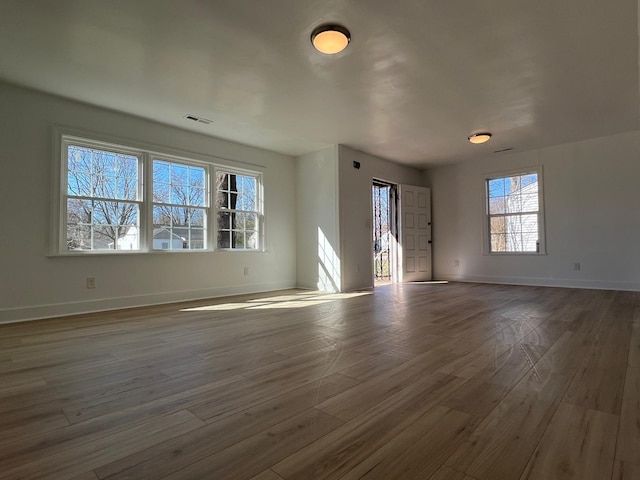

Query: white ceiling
[1,0,638,167]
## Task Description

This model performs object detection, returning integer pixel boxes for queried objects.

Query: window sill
[48,249,266,257]
[483,252,548,256]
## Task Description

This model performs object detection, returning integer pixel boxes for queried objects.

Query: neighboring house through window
[56,133,263,254]
[485,167,545,254]
[66,141,142,251]
[152,159,207,250]
[215,170,261,249]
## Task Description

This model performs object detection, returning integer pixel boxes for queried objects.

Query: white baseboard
[436,273,640,292]
[0,281,296,324]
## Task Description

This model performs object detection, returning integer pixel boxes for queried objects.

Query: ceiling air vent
[184,114,213,125]
[493,147,514,154]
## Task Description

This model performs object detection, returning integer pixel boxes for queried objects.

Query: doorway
[372,180,398,286]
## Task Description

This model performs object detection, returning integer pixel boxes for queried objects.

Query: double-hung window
[152,159,208,250]
[215,170,261,249]
[65,140,142,251]
[485,167,545,254]
[56,133,263,253]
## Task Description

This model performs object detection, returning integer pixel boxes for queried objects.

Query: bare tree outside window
[66,145,140,250]
[487,172,539,253]
[152,160,207,250]
[216,171,259,249]
[59,136,263,254]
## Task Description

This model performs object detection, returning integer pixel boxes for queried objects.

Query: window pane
[217,211,232,231]
[488,178,505,198]
[153,205,171,227]
[489,215,506,234]
[172,164,188,187]
[117,155,137,177]
[151,205,206,250]
[190,208,205,227]
[66,198,140,251]
[216,190,229,209]
[215,171,260,250]
[68,146,92,173]
[190,187,205,207]
[217,229,231,249]
[488,197,506,214]
[154,160,206,208]
[172,186,188,205]
[491,234,506,252]
[486,170,541,254]
[233,231,246,248]
[154,161,170,183]
[519,214,539,233]
[116,175,137,200]
[67,145,138,201]
[154,182,170,203]
[116,226,139,250]
[246,231,257,249]
[189,167,205,187]
[67,171,92,196]
[519,194,539,212]
[188,228,205,249]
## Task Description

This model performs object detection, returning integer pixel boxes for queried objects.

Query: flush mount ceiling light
[311,24,351,54]
[468,132,492,144]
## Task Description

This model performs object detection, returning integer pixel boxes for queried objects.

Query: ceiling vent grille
[184,114,213,125]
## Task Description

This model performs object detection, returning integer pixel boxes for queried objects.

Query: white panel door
[400,184,432,282]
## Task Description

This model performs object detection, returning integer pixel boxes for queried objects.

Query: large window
[66,143,142,251]
[57,134,263,254]
[215,170,261,249]
[153,159,207,250]
[485,167,544,254]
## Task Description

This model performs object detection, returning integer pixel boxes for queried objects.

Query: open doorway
[372,180,398,286]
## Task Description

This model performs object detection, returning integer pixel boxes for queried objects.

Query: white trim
[482,165,546,255]
[0,281,296,324]
[52,127,267,255]
[437,273,640,291]
[213,166,264,251]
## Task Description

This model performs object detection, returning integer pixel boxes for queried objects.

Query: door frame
[372,179,399,286]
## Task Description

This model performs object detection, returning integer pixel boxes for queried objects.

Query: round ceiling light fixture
[468,132,492,144]
[311,24,351,54]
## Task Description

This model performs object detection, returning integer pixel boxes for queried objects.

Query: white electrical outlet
[454,260,460,268]
[86,277,96,289]
[243,266,249,276]
[573,262,581,271]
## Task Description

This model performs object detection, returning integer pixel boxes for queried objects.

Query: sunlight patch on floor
[180,291,371,312]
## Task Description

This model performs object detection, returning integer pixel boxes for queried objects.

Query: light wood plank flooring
[1,282,639,479]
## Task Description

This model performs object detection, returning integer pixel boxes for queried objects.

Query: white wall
[425,131,640,290]
[0,82,297,323]
[295,146,341,291]
[338,145,426,291]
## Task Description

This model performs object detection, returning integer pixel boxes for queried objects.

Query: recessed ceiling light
[311,24,351,54]
[468,132,492,144]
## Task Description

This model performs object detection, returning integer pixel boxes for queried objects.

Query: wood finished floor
[1,282,639,480]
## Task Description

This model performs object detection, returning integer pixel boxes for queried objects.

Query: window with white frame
[485,167,544,254]
[57,134,263,253]
[215,170,261,249]
[65,141,142,251]
[152,159,208,250]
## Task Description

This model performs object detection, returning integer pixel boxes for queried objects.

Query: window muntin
[486,170,542,253]
[65,143,142,251]
[215,171,261,249]
[57,134,264,254]
[152,159,207,250]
